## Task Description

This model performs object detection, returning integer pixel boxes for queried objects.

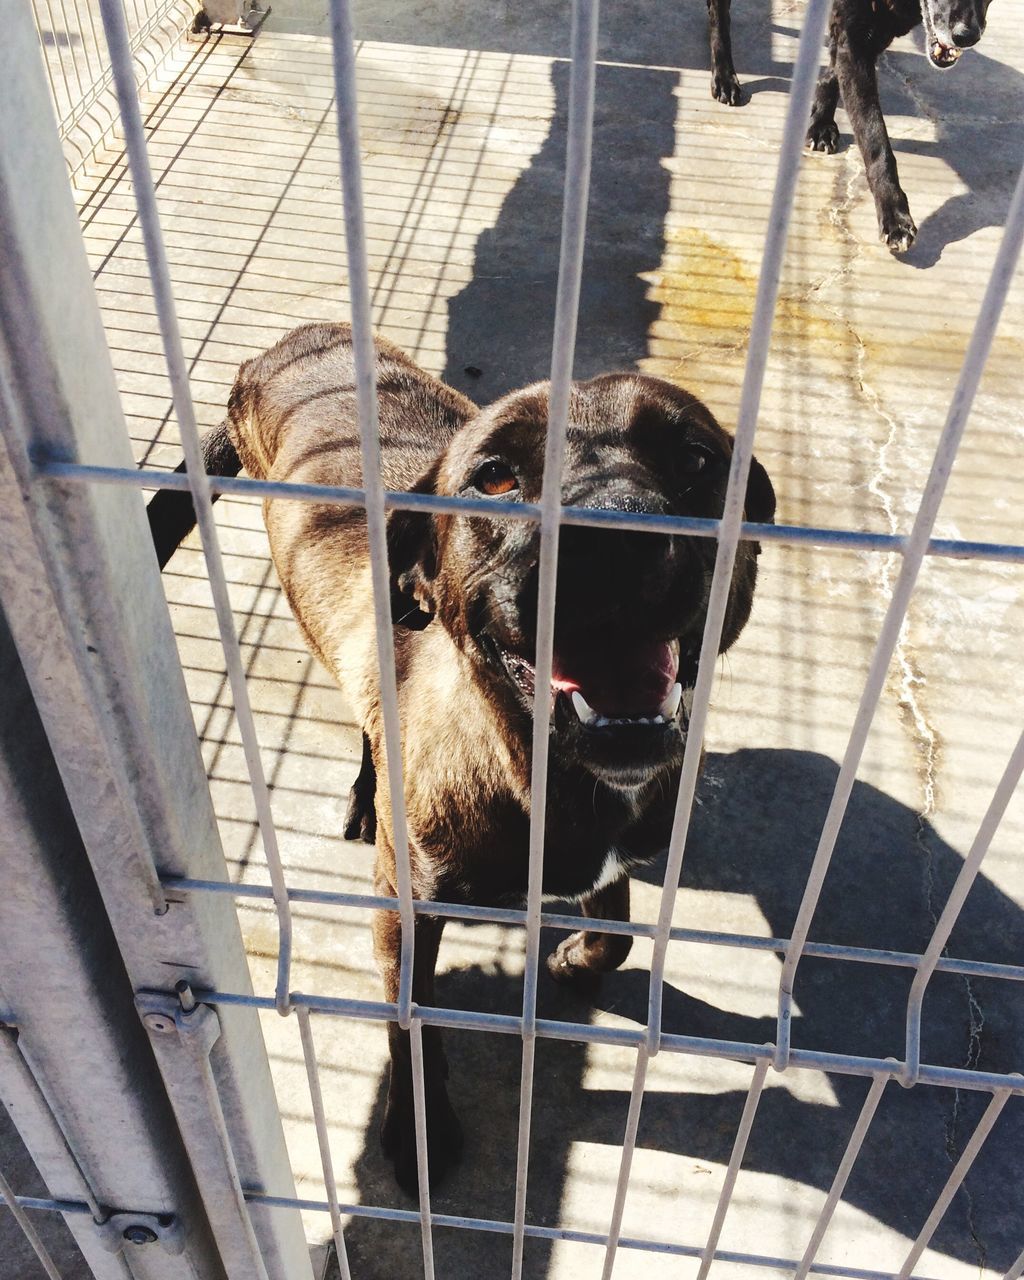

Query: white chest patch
[541,848,626,904]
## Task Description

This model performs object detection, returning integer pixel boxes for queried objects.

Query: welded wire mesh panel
[30,0,192,175]
[3,0,1024,1278]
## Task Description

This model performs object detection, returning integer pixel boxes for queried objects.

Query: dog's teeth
[659,682,683,720]
[571,690,598,726]
[595,716,610,727]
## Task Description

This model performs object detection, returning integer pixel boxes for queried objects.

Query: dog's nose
[951,19,982,46]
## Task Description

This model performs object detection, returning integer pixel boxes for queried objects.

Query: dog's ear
[745,454,776,525]
[386,460,442,631]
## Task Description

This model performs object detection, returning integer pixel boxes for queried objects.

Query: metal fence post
[0,11,310,1280]
[0,607,217,1280]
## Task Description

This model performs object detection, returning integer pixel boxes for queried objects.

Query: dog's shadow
[339,748,1024,1278]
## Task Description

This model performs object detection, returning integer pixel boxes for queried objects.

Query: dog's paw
[879,206,917,254]
[806,119,840,153]
[546,930,632,993]
[342,785,376,843]
[381,1085,464,1195]
[711,68,743,106]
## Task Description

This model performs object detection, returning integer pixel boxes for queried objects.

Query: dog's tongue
[551,637,679,717]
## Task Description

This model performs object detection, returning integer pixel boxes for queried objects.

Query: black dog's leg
[807,63,841,153]
[343,732,377,843]
[708,0,743,106]
[375,881,463,1194]
[547,873,633,992]
[834,42,916,252]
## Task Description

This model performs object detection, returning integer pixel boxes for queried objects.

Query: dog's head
[388,373,775,788]
[921,0,992,67]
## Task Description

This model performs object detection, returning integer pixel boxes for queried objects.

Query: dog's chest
[861,0,923,42]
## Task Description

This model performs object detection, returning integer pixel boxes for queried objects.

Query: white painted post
[0,11,310,1279]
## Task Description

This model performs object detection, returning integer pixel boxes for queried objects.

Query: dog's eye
[678,445,713,476]
[473,460,519,496]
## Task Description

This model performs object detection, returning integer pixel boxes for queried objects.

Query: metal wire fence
[3,0,1024,1278]
[31,0,192,177]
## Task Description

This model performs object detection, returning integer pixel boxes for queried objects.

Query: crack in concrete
[795,156,991,1270]
[801,136,991,1272]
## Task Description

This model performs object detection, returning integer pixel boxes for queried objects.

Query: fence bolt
[143,1011,176,1035]
[122,1224,158,1245]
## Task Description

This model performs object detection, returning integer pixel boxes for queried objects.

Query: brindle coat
[148,322,776,1192]
[708,0,994,252]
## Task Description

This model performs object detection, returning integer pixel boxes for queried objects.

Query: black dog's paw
[879,204,917,254]
[342,784,376,843]
[381,1085,464,1195]
[546,930,632,995]
[711,68,744,107]
[546,940,604,997]
[806,119,840,154]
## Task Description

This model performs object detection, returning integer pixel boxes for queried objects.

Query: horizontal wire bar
[0,1166,64,1280]
[10,1189,953,1280]
[34,459,1024,563]
[161,877,1024,985]
[167,987,1024,1094]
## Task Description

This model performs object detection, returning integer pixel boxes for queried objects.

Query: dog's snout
[950,18,982,45]
[557,523,676,593]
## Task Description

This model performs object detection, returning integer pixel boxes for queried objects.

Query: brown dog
[148,321,776,1192]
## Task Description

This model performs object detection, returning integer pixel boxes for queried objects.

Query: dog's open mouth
[927,39,962,68]
[499,636,688,729]
[921,6,964,69]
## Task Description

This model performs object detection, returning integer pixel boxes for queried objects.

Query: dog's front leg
[547,872,633,992]
[707,0,743,105]
[806,59,841,154]
[374,881,463,1193]
[834,41,917,252]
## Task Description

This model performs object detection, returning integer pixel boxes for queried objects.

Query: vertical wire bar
[896,1087,1014,1280]
[600,1047,651,1280]
[408,1021,436,1280]
[645,0,834,1056]
[81,0,108,82]
[792,1072,888,1280]
[31,0,63,119]
[510,4,598,1276]
[54,0,87,99]
[0,1166,64,1280]
[96,0,295,1016]
[326,0,417,1029]
[695,1059,771,1280]
[42,0,75,121]
[295,1009,353,1280]
[1004,1245,1024,1280]
[773,158,1024,1071]
[902,728,1024,1084]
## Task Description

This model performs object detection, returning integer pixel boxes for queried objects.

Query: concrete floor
[26,0,1024,1276]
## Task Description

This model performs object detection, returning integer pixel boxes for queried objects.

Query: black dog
[709,0,994,251]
